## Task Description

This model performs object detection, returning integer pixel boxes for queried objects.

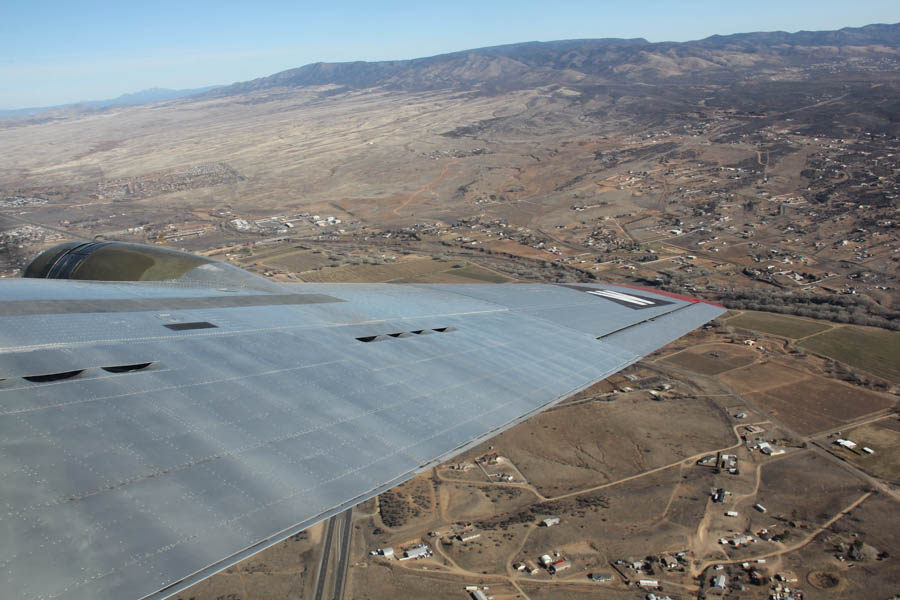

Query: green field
[298,258,450,282]
[299,259,512,284]
[391,264,512,284]
[726,311,833,339]
[442,265,511,283]
[799,326,900,383]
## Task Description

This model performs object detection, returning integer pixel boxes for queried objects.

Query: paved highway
[312,508,353,600]
[312,516,337,600]
[333,509,354,600]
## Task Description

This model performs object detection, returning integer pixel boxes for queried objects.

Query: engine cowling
[24,241,278,290]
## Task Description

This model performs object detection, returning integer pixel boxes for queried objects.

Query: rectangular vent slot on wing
[19,363,157,385]
[23,370,84,383]
[102,363,154,373]
[355,328,454,342]
[164,322,218,331]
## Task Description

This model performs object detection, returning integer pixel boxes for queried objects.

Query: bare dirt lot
[345,561,504,600]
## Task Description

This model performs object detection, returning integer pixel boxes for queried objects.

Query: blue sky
[2,0,898,109]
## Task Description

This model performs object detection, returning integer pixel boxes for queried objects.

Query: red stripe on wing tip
[614,283,726,308]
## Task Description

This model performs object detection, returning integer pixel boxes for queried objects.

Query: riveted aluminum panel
[0,278,723,600]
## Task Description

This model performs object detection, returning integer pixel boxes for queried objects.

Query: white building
[403,545,430,560]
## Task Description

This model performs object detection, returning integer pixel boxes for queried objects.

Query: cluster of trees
[658,279,898,330]
[378,490,415,528]
[712,289,899,330]
[476,499,570,531]
[377,485,432,528]
[438,243,895,330]
[475,494,610,531]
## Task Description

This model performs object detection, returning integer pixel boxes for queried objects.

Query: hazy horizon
[2,0,899,110]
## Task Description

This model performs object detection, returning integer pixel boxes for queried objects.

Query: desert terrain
[1,23,898,600]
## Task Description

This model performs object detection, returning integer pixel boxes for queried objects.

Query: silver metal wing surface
[0,264,723,600]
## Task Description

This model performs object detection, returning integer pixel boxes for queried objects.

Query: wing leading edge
[0,277,723,600]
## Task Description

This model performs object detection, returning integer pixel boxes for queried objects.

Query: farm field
[661,343,758,375]
[392,263,513,284]
[746,376,896,435]
[718,361,807,394]
[725,310,833,339]
[297,257,455,282]
[255,248,334,273]
[798,325,900,383]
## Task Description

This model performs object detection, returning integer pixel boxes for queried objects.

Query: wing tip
[614,283,726,308]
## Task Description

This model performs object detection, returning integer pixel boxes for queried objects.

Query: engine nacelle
[24,241,278,290]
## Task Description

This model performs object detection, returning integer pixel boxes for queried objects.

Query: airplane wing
[0,248,724,600]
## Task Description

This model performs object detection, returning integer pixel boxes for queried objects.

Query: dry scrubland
[470,394,735,496]
[828,419,900,481]
[775,494,900,600]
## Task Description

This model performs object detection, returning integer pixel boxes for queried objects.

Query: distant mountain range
[4,22,898,120]
[216,23,900,95]
[0,85,222,119]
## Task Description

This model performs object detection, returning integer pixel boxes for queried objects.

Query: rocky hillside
[216,23,900,94]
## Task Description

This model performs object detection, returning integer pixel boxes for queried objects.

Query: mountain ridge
[4,23,898,118]
[213,22,900,95]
